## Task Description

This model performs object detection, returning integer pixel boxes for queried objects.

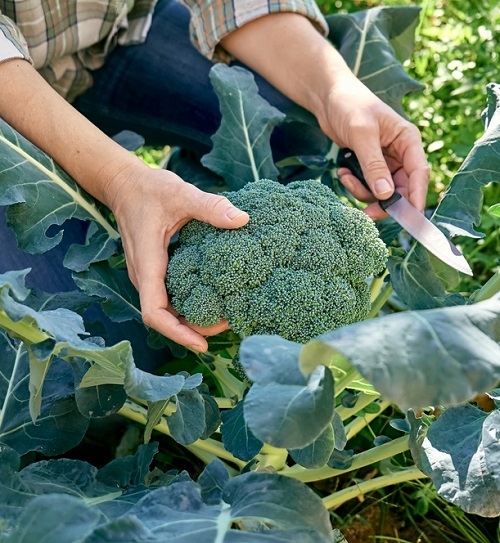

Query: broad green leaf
[220,400,264,462]
[201,64,285,190]
[73,261,141,323]
[64,223,118,272]
[71,359,127,418]
[97,442,159,488]
[289,423,334,469]
[390,84,500,309]
[0,333,89,455]
[167,388,206,445]
[0,446,334,543]
[240,336,335,449]
[327,6,424,115]
[0,119,119,261]
[489,203,500,217]
[434,83,500,238]
[388,245,461,310]
[300,295,500,411]
[2,494,101,543]
[197,460,230,505]
[0,269,197,422]
[408,407,500,517]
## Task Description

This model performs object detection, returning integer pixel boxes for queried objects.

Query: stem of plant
[322,465,428,510]
[470,269,500,302]
[0,309,50,345]
[282,435,410,482]
[367,280,394,319]
[118,400,247,470]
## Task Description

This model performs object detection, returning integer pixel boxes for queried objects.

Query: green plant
[0,5,499,542]
[167,178,388,342]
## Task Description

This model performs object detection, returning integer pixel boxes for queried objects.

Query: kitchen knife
[337,148,473,276]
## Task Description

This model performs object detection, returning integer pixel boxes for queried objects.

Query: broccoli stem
[470,269,500,302]
[191,349,248,400]
[281,435,411,482]
[367,277,393,319]
[321,465,427,510]
[118,400,246,471]
[0,308,50,344]
[257,444,289,471]
[343,400,392,441]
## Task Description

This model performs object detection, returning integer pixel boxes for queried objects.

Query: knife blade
[337,148,473,276]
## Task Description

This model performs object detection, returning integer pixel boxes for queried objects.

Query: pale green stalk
[0,309,50,345]
[282,435,410,482]
[322,466,427,510]
[342,400,392,441]
[335,393,382,422]
[367,280,394,319]
[470,269,500,302]
[118,400,246,470]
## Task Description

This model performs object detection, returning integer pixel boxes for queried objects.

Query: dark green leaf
[327,6,424,115]
[167,388,206,445]
[71,358,127,418]
[97,443,159,488]
[289,423,334,468]
[434,83,500,239]
[0,119,119,258]
[0,332,89,455]
[2,494,100,543]
[201,64,285,190]
[197,460,230,505]
[391,84,500,309]
[241,336,335,449]
[73,261,141,324]
[220,400,264,461]
[64,223,118,272]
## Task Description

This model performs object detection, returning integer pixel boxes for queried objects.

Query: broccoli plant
[1,6,500,542]
[167,179,388,343]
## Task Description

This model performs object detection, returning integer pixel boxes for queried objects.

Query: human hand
[107,164,249,352]
[316,74,430,220]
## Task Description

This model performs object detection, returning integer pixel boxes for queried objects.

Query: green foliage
[0,3,500,542]
[167,179,388,342]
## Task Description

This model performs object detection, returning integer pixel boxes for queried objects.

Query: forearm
[221,13,353,128]
[0,59,143,210]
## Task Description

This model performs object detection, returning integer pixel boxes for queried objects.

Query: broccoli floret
[166,179,388,343]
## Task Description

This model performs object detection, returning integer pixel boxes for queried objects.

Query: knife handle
[337,148,401,211]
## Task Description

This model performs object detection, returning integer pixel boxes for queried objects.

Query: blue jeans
[0,0,328,367]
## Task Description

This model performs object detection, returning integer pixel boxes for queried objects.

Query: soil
[338,502,451,543]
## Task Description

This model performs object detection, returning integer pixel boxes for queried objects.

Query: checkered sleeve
[179,0,328,62]
[0,13,32,65]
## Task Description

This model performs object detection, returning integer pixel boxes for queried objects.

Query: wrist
[97,152,148,213]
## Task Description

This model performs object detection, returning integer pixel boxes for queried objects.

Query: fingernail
[374,179,393,195]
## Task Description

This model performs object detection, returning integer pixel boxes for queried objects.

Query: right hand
[106,162,249,352]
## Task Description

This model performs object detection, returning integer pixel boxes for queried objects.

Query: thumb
[192,191,249,229]
[355,144,394,200]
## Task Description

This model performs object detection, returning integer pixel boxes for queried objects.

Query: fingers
[349,136,395,201]
[187,189,249,230]
[131,233,209,352]
[182,319,231,336]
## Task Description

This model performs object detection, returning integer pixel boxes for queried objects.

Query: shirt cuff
[0,15,32,64]
[179,0,328,63]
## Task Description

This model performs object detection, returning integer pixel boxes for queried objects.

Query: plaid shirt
[0,0,327,102]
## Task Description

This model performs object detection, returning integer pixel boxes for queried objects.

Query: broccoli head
[166,179,388,343]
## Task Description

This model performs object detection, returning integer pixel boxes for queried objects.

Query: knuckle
[141,309,157,328]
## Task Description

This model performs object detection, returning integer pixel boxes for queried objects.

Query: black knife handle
[337,148,401,211]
